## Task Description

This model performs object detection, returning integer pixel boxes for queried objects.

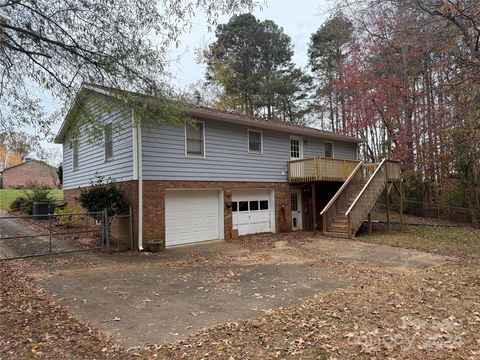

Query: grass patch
[0,189,63,211]
[360,226,480,258]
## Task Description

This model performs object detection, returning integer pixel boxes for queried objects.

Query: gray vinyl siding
[141,119,358,182]
[62,101,133,189]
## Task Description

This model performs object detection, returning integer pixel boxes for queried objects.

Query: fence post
[48,213,52,254]
[104,209,110,253]
[129,206,134,252]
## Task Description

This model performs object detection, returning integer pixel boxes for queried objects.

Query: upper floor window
[185,120,205,157]
[104,123,114,161]
[290,136,303,160]
[72,140,79,170]
[248,130,262,154]
[325,141,334,158]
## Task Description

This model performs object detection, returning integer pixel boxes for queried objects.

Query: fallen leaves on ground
[2,226,480,359]
[143,264,480,359]
[0,261,130,359]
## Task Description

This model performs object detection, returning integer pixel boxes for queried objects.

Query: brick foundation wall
[142,181,292,250]
[65,180,293,251]
[3,161,58,188]
[63,181,138,247]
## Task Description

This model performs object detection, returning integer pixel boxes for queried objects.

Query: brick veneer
[64,180,292,250]
[63,181,138,245]
[2,160,58,188]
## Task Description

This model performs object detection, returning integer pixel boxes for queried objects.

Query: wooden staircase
[320,159,401,238]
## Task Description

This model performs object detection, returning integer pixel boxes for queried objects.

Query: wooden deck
[288,157,360,182]
[288,157,402,183]
[288,157,402,238]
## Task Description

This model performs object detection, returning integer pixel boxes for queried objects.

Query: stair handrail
[345,158,387,216]
[320,161,363,215]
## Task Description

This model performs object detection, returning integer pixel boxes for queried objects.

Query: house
[55,83,401,251]
[1,159,58,189]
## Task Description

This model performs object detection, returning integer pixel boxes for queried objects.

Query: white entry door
[291,190,302,230]
[165,190,222,247]
[232,189,275,235]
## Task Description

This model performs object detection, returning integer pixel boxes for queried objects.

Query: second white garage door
[232,189,275,236]
[165,190,222,247]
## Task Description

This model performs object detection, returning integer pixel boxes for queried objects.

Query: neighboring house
[1,159,58,189]
[55,84,401,251]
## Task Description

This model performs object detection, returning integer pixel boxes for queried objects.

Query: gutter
[132,108,143,251]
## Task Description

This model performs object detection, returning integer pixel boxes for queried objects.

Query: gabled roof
[54,83,363,144]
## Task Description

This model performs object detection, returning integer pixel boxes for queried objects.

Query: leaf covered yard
[1,226,480,359]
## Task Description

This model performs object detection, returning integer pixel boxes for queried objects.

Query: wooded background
[200,1,479,221]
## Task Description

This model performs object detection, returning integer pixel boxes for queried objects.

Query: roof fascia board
[186,108,363,143]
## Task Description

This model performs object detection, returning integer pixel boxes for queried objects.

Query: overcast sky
[40,0,331,158]
[167,0,331,89]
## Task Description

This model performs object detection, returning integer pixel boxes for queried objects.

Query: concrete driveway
[25,234,446,347]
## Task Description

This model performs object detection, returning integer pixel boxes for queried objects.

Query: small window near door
[325,141,334,158]
[291,192,298,211]
[185,120,205,157]
[104,123,114,161]
[260,200,269,210]
[248,130,262,154]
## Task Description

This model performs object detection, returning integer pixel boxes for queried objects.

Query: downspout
[132,108,143,251]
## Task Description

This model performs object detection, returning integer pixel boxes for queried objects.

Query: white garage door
[165,190,222,247]
[232,189,275,236]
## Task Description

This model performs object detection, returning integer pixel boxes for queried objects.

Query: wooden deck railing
[288,157,360,182]
[345,159,401,237]
[320,162,367,233]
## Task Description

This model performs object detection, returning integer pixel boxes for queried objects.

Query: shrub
[10,186,53,214]
[75,174,127,222]
[10,196,29,212]
[54,205,78,227]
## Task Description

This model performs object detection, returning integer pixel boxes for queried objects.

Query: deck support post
[311,183,317,232]
[385,184,390,233]
[368,212,372,235]
[400,180,404,229]
[347,213,352,239]
[384,162,390,233]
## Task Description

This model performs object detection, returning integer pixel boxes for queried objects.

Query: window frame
[238,201,249,212]
[289,136,303,160]
[104,122,114,162]
[72,140,79,171]
[324,141,334,158]
[259,200,269,210]
[247,129,263,154]
[185,120,206,158]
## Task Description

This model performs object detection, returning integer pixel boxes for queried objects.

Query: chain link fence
[0,208,133,260]
[370,197,479,227]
